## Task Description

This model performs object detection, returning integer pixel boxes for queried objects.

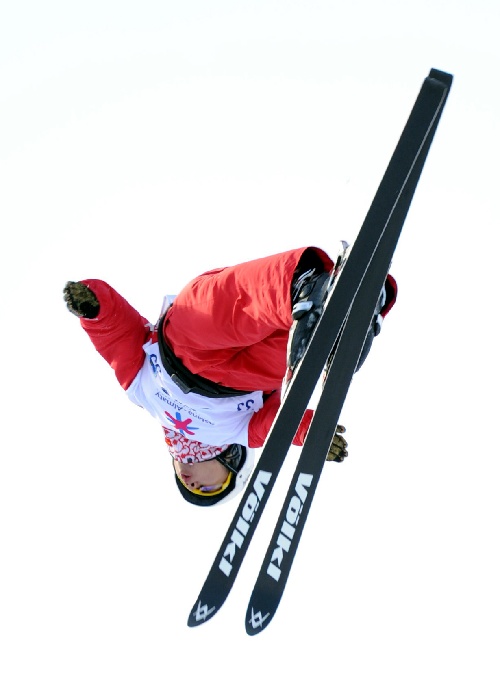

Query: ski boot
[354,273,397,370]
[284,241,349,390]
[322,272,398,380]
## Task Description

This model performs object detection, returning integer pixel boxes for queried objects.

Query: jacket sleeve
[248,391,314,448]
[79,279,151,390]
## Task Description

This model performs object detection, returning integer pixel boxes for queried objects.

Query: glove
[326,424,348,462]
[63,281,100,319]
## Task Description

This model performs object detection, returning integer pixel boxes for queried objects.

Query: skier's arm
[247,391,314,448]
[65,279,151,390]
[248,392,347,461]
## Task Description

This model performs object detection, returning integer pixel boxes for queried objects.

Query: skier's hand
[327,424,348,462]
[63,281,100,319]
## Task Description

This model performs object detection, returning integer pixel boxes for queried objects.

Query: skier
[63,244,396,507]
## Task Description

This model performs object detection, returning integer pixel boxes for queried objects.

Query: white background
[1,2,499,695]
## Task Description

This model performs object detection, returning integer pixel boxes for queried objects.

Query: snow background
[1,1,499,695]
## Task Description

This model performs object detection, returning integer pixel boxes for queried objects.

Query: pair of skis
[187,68,453,635]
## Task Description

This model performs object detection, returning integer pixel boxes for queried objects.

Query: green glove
[326,424,348,462]
[63,281,100,319]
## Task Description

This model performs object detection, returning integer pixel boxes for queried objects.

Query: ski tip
[245,605,275,636]
[187,599,219,628]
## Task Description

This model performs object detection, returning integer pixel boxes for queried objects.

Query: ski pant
[163,247,334,392]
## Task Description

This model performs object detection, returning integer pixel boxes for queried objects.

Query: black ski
[187,68,453,630]
[245,68,453,635]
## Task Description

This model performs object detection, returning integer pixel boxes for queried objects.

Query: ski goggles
[174,467,233,497]
[172,443,246,496]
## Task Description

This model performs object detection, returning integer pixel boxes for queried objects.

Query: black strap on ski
[157,314,252,398]
[186,68,453,632]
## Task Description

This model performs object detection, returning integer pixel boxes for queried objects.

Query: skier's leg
[163,246,334,390]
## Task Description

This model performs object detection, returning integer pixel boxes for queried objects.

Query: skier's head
[172,444,255,507]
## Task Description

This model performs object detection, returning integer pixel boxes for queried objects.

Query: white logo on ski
[267,472,314,581]
[193,601,216,622]
[218,470,272,577]
[248,608,270,630]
